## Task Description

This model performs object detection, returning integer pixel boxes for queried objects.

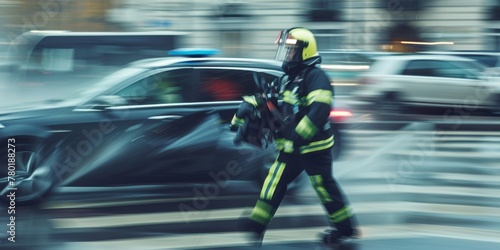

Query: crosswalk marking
[341,127,500,161]
[347,149,500,159]
[344,172,500,184]
[430,172,500,183]
[346,185,500,199]
[389,150,499,158]
[26,126,500,249]
[50,200,500,230]
[64,225,424,250]
[46,174,500,213]
[43,194,256,210]
[412,224,500,244]
[54,223,500,250]
[51,204,321,229]
[351,142,500,150]
[345,129,500,136]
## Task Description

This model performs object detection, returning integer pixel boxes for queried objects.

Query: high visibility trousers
[249,148,356,235]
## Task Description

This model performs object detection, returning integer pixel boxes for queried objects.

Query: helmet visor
[274,30,304,63]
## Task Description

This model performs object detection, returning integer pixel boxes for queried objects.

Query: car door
[430,60,483,105]
[62,67,225,186]
[399,60,479,105]
[400,60,446,104]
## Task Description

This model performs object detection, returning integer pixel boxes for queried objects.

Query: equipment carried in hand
[230,73,287,149]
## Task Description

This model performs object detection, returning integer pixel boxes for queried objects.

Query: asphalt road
[1,117,499,250]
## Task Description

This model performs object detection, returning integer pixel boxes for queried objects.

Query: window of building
[220,30,243,57]
[311,30,344,50]
[308,0,342,22]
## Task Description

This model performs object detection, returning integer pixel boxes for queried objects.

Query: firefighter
[236,27,359,247]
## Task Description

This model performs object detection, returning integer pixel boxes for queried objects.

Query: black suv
[0,51,345,205]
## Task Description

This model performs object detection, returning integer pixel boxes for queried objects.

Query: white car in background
[420,51,500,69]
[351,54,500,113]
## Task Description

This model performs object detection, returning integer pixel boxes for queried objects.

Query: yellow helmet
[275,27,319,74]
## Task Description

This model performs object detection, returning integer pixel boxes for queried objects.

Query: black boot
[237,218,266,247]
[320,228,360,248]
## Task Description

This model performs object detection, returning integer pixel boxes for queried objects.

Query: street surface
[1,113,499,249]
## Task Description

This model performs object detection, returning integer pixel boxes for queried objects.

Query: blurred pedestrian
[236,27,359,248]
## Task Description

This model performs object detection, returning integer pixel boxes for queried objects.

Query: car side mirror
[91,95,128,110]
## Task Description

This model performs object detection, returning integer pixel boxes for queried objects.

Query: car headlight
[0,123,4,129]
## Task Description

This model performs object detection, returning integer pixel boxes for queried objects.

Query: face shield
[274,29,304,63]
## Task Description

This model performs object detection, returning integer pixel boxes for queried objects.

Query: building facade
[1,0,500,59]
[106,0,500,56]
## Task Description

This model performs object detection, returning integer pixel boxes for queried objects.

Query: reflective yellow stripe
[242,95,258,106]
[329,206,352,223]
[266,162,286,200]
[250,200,273,225]
[277,136,333,154]
[306,89,332,106]
[310,175,333,203]
[295,116,318,140]
[283,90,299,105]
[262,162,286,200]
[299,136,334,154]
[303,135,334,147]
[260,161,279,199]
[230,115,245,127]
[335,210,352,223]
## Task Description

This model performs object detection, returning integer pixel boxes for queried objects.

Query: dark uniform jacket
[275,65,334,154]
[231,65,334,154]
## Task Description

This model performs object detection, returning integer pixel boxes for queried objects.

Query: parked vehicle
[351,54,500,113]
[0,49,350,206]
[420,51,500,69]
[319,50,400,85]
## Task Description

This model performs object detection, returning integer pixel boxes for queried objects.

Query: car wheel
[0,141,56,206]
[379,92,403,114]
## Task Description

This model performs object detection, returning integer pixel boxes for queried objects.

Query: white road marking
[50,201,500,229]
[63,223,500,250]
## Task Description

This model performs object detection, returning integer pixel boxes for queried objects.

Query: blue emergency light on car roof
[168,48,221,57]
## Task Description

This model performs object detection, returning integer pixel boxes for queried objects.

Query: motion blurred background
[1,1,500,250]
[0,0,499,57]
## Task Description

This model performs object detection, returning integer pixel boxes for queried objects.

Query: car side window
[197,69,278,102]
[434,61,478,79]
[402,60,435,76]
[459,54,498,68]
[114,69,192,105]
[402,60,475,79]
